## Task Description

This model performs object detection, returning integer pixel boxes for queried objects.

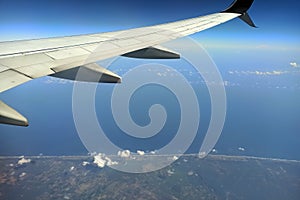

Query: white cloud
[93,153,118,168]
[229,70,288,76]
[238,147,245,151]
[187,171,194,176]
[118,150,131,158]
[172,156,179,161]
[272,71,283,75]
[17,157,31,165]
[93,154,106,168]
[167,169,175,175]
[82,161,90,166]
[252,70,286,75]
[19,172,26,178]
[105,156,118,166]
[201,80,233,87]
[64,195,71,200]
[290,62,298,68]
[149,151,156,155]
[137,150,145,156]
[198,151,206,158]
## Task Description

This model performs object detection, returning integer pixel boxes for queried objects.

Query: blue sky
[0,0,299,42]
[0,0,299,158]
[0,0,299,67]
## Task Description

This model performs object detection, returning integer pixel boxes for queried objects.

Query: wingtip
[222,0,256,27]
[222,0,255,14]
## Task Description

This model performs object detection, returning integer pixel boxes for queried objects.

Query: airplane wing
[0,0,256,126]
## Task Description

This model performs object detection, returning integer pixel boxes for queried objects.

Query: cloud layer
[228,70,289,76]
[290,62,298,68]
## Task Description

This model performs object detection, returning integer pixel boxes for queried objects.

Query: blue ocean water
[94,79,300,160]
[0,58,299,160]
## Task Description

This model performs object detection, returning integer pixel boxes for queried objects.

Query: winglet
[222,0,257,27]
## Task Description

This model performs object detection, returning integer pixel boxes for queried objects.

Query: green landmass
[0,155,299,200]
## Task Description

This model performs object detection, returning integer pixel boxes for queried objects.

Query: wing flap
[15,63,56,78]
[0,70,32,93]
[45,47,90,60]
[0,53,53,68]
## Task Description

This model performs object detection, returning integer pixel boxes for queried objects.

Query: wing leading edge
[0,0,255,126]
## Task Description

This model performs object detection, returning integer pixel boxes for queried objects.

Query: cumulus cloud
[137,150,145,156]
[82,161,90,166]
[172,156,179,161]
[229,70,288,76]
[19,172,26,178]
[238,147,245,151]
[290,62,298,68]
[149,151,156,155]
[187,171,194,176]
[117,150,131,158]
[211,149,217,153]
[93,154,106,168]
[198,151,206,158]
[93,153,118,168]
[167,169,175,175]
[105,156,118,166]
[17,156,31,165]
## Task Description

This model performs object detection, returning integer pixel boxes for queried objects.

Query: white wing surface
[0,0,255,126]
